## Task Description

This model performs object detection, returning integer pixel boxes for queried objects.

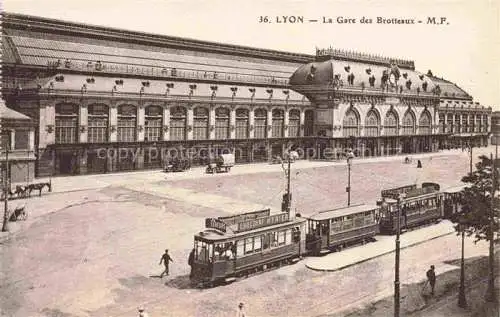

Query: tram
[305,204,379,255]
[442,184,470,219]
[192,209,306,286]
[378,183,443,234]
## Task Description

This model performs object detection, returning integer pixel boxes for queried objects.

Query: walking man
[159,249,173,278]
[426,265,436,295]
[236,302,246,317]
[188,248,195,279]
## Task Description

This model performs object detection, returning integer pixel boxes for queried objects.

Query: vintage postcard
[0,0,499,316]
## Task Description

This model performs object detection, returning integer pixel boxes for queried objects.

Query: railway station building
[0,13,492,177]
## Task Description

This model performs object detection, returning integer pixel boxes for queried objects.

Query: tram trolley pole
[394,192,406,317]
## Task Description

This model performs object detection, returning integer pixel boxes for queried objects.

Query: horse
[15,185,30,199]
[9,205,27,221]
[28,182,52,197]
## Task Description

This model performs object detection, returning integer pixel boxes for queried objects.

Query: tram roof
[307,204,379,221]
[443,184,471,194]
[195,217,307,242]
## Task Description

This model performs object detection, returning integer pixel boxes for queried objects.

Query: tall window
[402,111,415,135]
[384,110,398,136]
[419,111,431,135]
[483,115,488,132]
[288,109,300,137]
[88,104,108,143]
[235,108,249,139]
[254,108,267,139]
[477,114,482,132]
[447,114,454,133]
[343,108,359,137]
[469,114,475,133]
[193,107,208,140]
[461,114,468,133]
[304,110,314,136]
[215,107,230,139]
[272,109,284,138]
[55,103,78,144]
[365,110,379,137]
[454,114,461,133]
[145,105,163,141]
[117,105,137,142]
[439,114,445,134]
[170,106,186,141]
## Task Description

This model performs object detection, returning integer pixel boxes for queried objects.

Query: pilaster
[209,105,216,140]
[137,105,145,141]
[230,107,236,139]
[79,103,88,143]
[284,109,289,138]
[187,105,194,140]
[163,105,170,141]
[249,108,255,138]
[109,102,118,142]
[299,110,305,137]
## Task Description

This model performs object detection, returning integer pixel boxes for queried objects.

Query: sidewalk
[305,220,455,272]
[30,148,480,195]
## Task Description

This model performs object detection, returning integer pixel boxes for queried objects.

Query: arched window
[476,114,482,132]
[468,114,475,133]
[483,115,488,132]
[419,111,432,135]
[304,110,314,136]
[88,104,108,143]
[117,105,137,142]
[272,109,284,138]
[384,110,398,136]
[343,108,359,137]
[254,108,268,138]
[365,110,379,137]
[193,107,209,140]
[145,106,163,141]
[454,114,461,133]
[402,111,415,135]
[288,109,300,137]
[170,106,186,141]
[215,107,230,139]
[235,108,249,139]
[55,103,79,144]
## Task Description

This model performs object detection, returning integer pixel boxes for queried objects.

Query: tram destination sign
[205,218,227,233]
[237,213,290,232]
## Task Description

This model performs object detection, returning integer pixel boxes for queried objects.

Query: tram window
[263,234,270,249]
[331,218,341,232]
[343,216,353,230]
[321,222,329,235]
[237,240,244,257]
[254,236,262,252]
[278,231,286,246]
[245,237,254,255]
[285,229,292,244]
[271,232,278,247]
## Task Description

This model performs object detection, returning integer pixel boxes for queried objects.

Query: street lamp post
[394,192,406,317]
[2,130,11,232]
[346,151,354,206]
[458,221,467,307]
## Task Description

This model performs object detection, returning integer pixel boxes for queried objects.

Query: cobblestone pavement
[0,147,495,317]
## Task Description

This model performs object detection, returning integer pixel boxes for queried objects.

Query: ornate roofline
[316,47,415,70]
[1,12,314,64]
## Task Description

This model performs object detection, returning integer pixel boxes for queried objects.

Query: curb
[305,230,455,272]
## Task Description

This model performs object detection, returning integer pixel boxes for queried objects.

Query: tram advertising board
[237,213,290,232]
[218,209,271,226]
[205,218,227,233]
[381,184,417,199]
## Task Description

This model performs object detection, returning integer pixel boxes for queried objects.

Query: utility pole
[394,192,406,317]
[486,152,497,302]
[2,141,10,232]
[458,221,467,307]
[282,153,292,216]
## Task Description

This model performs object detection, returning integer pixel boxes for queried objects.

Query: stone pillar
[163,105,170,141]
[10,130,15,150]
[209,106,216,139]
[109,103,118,142]
[187,106,194,140]
[230,107,236,139]
[28,130,35,152]
[137,105,145,141]
[79,104,88,143]
[267,109,273,138]
[284,109,289,138]
[39,100,56,148]
[299,109,305,137]
[249,108,255,138]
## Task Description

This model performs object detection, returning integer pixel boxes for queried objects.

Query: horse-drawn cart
[206,154,235,174]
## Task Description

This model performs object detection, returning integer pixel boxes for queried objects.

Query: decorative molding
[267,125,272,131]
[187,125,193,132]
[46,125,54,133]
[137,125,144,132]
[163,125,169,132]
[230,125,235,131]
[110,125,117,132]
[249,124,254,131]
[210,125,215,131]
[300,124,304,130]
[80,125,86,133]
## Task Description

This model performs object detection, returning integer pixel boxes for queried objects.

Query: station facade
[0,13,492,177]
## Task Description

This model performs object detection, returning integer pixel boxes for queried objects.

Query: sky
[3,0,500,110]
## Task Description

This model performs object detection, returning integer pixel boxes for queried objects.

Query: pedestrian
[417,160,422,168]
[426,265,436,295]
[236,302,246,317]
[159,249,173,278]
[188,248,195,279]
[138,306,149,317]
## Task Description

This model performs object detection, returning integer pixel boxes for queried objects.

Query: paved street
[0,147,495,317]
